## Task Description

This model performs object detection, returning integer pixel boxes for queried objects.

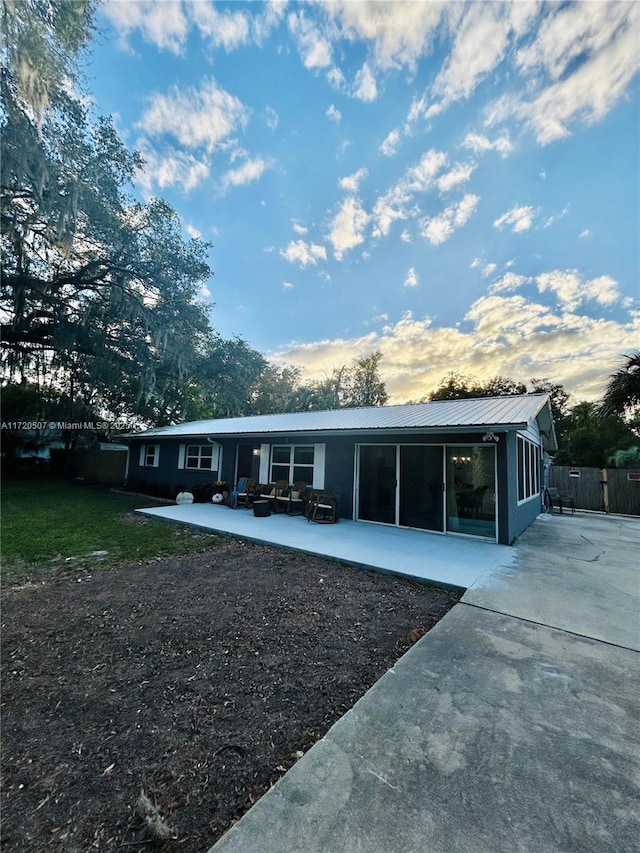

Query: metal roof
[129,394,557,449]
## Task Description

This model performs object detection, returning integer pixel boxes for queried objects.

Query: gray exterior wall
[127,425,544,545]
[503,430,545,544]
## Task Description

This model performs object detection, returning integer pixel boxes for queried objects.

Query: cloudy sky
[90,0,639,404]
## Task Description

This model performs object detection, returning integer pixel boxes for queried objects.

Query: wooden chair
[269,480,289,512]
[276,481,308,515]
[306,490,339,523]
[236,478,257,508]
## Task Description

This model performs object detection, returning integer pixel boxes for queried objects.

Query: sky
[87,0,639,405]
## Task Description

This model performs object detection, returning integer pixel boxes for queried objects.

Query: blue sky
[88,1,639,404]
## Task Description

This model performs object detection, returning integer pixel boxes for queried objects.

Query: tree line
[424,361,640,469]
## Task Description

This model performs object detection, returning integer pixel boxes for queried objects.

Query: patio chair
[236,477,257,508]
[275,481,308,515]
[269,480,289,512]
[544,487,575,514]
[306,489,339,524]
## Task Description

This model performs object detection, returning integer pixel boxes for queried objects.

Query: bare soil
[1,535,462,852]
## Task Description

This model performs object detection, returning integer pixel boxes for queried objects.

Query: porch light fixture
[482,432,499,442]
[252,448,261,456]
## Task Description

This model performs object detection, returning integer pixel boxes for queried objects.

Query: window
[185,444,215,470]
[517,436,540,502]
[178,442,220,473]
[270,445,315,484]
[139,444,159,468]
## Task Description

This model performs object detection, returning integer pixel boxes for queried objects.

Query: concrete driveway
[207,512,640,853]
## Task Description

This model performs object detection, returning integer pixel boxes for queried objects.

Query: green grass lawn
[1,478,219,583]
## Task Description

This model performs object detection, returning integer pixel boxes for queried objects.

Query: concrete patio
[136,502,516,590]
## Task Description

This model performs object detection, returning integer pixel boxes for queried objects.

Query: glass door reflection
[446,446,496,539]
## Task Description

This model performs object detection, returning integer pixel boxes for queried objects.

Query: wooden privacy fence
[550,466,640,516]
[79,448,128,486]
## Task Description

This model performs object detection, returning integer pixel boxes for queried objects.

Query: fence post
[600,468,610,513]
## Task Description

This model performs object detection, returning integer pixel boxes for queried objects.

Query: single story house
[125,393,557,545]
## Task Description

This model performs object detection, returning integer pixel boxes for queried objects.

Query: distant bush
[608,446,640,469]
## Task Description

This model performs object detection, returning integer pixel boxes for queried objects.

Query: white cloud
[339,167,368,193]
[371,186,411,239]
[407,93,429,123]
[136,141,210,193]
[543,205,570,229]
[436,162,475,193]
[138,78,248,153]
[579,230,591,239]
[370,149,449,239]
[353,62,378,101]
[493,205,537,233]
[189,2,251,52]
[327,196,371,260]
[380,128,401,157]
[264,106,279,130]
[326,104,342,123]
[421,193,480,245]
[326,1,445,72]
[536,270,619,310]
[273,301,639,406]
[515,2,632,82]
[488,272,529,294]
[461,131,513,158]
[102,0,189,54]
[221,157,274,193]
[280,240,327,268]
[401,229,412,244]
[283,281,294,291]
[186,223,201,240]
[404,267,419,288]
[404,149,449,192]
[431,3,525,107]
[292,222,308,235]
[485,3,640,144]
[288,10,333,69]
[481,263,497,279]
[584,275,619,306]
[326,67,347,92]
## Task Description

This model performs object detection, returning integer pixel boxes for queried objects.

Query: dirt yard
[1,535,462,852]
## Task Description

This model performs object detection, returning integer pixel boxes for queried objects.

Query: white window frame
[261,443,325,489]
[178,442,221,472]
[139,443,159,468]
[517,435,540,503]
[185,444,215,471]
[270,444,314,484]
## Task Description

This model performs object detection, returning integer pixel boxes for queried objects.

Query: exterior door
[236,444,255,480]
[399,446,444,532]
[446,445,496,539]
[357,445,396,524]
[358,445,445,532]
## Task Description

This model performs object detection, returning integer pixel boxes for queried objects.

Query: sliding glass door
[357,445,396,524]
[357,443,496,539]
[445,445,496,539]
[357,445,444,532]
[399,446,444,532]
